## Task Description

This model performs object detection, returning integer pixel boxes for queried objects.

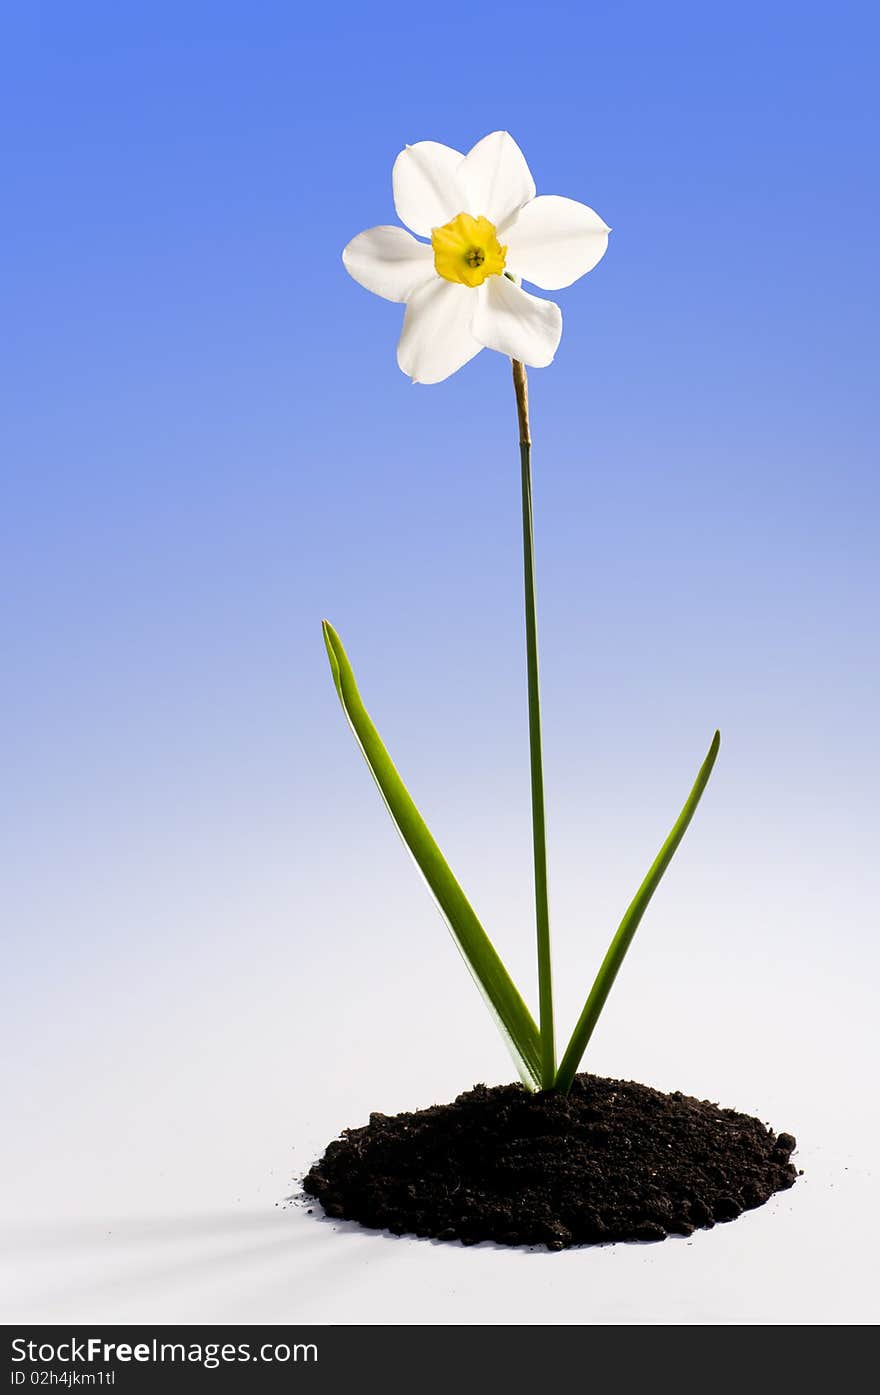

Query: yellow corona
[430,212,507,288]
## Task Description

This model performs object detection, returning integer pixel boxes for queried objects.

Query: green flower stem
[512,359,555,1090]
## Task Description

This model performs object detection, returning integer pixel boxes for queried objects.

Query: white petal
[459,131,536,229]
[504,195,611,290]
[397,279,483,384]
[472,276,562,368]
[392,141,465,238]
[342,225,434,302]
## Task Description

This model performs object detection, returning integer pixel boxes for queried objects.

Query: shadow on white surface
[4,1150,875,1326]
[2,1207,388,1324]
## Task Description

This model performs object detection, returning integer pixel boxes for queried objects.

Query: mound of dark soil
[302,1074,797,1250]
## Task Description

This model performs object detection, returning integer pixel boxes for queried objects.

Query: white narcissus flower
[342,131,610,385]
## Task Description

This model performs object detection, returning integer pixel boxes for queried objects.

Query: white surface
[3,871,878,1325]
[0,1161,873,1327]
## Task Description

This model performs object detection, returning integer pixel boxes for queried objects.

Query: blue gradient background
[2,1,879,1322]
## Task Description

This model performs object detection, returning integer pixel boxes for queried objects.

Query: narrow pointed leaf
[555,730,721,1093]
[322,621,542,1088]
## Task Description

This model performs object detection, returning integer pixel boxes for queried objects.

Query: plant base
[302,1074,797,1250]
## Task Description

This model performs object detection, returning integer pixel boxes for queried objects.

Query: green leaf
[322,621,542,1089]
[555,730,721,1094]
